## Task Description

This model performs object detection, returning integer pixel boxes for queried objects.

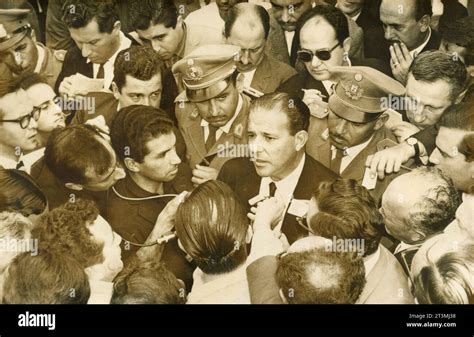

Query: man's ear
[411,229,426,244]
[236,73,245,93]
[342,37,351,53]
[29,28,37,42]
[65,182,83,191]
[374,113,389,131]
[245,225,253,244]
[124,157,139,173]
[279,288,289,304]
[112,82,120,100]
[294,130,308,151]
[176,15,184,27]
[418,15,430,33]
[112,21,121,35]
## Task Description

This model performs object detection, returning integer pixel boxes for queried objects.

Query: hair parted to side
[62,0,119,33]
[129,0,177,31]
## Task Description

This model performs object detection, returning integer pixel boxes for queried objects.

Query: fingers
[375,154,387,180]
[247,212,255,221]
[191,175,206,185]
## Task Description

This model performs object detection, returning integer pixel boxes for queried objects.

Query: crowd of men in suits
[0,0,473,304]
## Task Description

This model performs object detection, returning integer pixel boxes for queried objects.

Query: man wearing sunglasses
[0,79,39,170]
[306,66,406,204]
[0,8,65,89]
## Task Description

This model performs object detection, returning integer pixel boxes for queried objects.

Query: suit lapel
[187,118,208,163]
[251,54,272,93]
[357,246,387,304]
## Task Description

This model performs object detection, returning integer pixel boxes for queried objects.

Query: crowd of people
[0,0,473,304]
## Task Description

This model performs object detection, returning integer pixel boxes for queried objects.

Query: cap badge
[186,64,204,81]
[344,81,364,100]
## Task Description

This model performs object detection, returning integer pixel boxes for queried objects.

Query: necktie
[205,125,218,152]
[269,182,277,198]
[16,160,25,170]
[96,63,105,79]
[330,148,344,174]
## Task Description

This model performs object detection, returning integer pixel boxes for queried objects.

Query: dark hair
[309,179,383,257]
[250,92,310,135]
[409,50,468,101]
[2,250,90,304]
[114,45,164,92]
[414,242,474,304]
[16,73,49,90]
[0,168,47,217]
[224,3,270,39]
[129,0,178,31]
[405,167,461,239]
[439,85,474,131]
[297,4,349,46]
[439,16,474,67]
[110,105,174,165]
[32,199,104,268]
[62,0,119,34]
[414,0,433,21]
[175,180,248,275]
[111,258,185,304]
[276,248,366,304]
[44,124,114,185]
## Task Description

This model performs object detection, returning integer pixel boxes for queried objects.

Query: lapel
[341,128,388,180]
[251,54,273,93]
[357,246,387,304]
[303,71,330,101]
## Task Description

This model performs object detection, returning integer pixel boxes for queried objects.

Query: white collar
[200,94,243,134]
[410,27,431,59]
[363,245,381,276]
[87,31,131,65]
[351,10,362,22]
[0,153,22,170]
[34,43,45,74]
[332,135,373,159]
[394,241,417,255]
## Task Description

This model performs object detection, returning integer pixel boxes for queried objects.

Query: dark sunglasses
[297,42,341,62]
[0,107,40,129]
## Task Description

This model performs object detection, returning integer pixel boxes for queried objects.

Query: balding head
[381,167,460,244]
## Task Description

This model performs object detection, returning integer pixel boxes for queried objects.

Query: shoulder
[52,49,67,62]
[265,54,297,76]
[305,154,338,179]
[218,157,255,183]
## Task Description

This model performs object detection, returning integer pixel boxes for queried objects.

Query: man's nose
[81,44,92,58]
[311,54,322,67]
[335,119,347,134]
[282,7,290,22]
[240,50,250,65]
[384,26,395,41]
[209,99,219,116]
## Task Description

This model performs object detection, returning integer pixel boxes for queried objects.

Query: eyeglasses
[297,42,341,62]
[0,107,40,129]
[296,215,315,235]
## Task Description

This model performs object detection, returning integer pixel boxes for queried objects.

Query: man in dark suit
[223,3,297,96]
[378,0,441,83]
[108,105,194,291]
[306,66,408,204]
[218,92,338,244]
[55,0,139,95]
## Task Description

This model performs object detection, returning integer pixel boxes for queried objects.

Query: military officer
[0,8,65,89]
[173,44,251,186]
[306,66,409,203]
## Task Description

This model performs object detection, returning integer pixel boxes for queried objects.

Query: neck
[347,8,362,18]
[410,29,430,52]
[37,131,49,148]
[0,144,20,162]
[270,151,304,182]
[107,34,122,61]
[129,171,164,194]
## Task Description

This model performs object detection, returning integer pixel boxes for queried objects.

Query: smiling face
[405,74,453,129]
[69,19,120,64]
[136,20,183,61]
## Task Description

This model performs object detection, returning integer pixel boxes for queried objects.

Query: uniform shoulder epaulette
[53,49,66,62]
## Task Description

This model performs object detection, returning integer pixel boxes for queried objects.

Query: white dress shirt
[284,31,295,55]
[331,135,373,174]
[201,94,243,142]
[241,68,258,88]
[409,27,431,59]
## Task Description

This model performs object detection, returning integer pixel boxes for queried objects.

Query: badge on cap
[0,24,7,39]
[343,81,364,100]
[186,59,203,81]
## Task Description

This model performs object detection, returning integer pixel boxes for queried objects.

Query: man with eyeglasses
[0,79,39,171]
[306,66,407,204]
[223,3,297,97]
[0,8,65,89]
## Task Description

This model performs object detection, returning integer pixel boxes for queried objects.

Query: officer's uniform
[0,9,65,88]
[306,66,410,204]
[173,44,250,172]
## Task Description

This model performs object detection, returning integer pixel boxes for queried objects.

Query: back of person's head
[111,258,185,304]
[16,73,49,90]
[309,179,383,257]
[297,4,349,45]
[114,45,164,92]
[0,211,35,271]
[250,92,310,135]
[2,250,90,304]
[439,85,474,132]
[276,248,366,304]
[110,105,174,165]
[0,168,47,217]
[44,124,113,185]
[409,50,469,101]
[175,180,249,275]
[439,16,474,67]
[129,0,177,31]
[224,3,270,39]
[62,0,119,33]
[414,242,474,304]
[32,199,104,269]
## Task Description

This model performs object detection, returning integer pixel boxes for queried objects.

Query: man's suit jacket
[245,245,414,304]
[106,173,195,292]
[176,94,251,171]
[0,43,65,89]
[307,120,410,204]
[251,53,298,94]
[218,155,338,244]
[54,32,140,93]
